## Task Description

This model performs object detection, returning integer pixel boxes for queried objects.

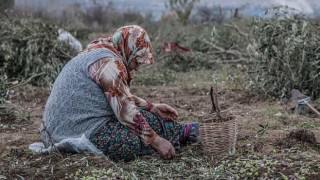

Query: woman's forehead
[117,25,145,32]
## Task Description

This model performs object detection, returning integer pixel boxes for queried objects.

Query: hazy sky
[15,0,319,18]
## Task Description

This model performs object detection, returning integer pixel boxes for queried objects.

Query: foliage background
[248,10,320,99]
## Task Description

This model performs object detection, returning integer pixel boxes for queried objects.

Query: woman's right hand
[150,103,178,121]
[150,136,176,160]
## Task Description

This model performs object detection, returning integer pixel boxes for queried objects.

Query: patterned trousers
[89,109,185,162]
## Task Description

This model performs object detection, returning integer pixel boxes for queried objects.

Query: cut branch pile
[0,17,77,87]
[0,17,77,121]
[248,14,320,99]
[159,22,251,72]
[200,23,250,64]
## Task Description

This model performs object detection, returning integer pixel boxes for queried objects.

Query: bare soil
[1,84,320,179]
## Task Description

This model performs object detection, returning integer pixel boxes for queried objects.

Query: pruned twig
[210,87,216,113]
[210,86,221,115]
[41,120,63,158]
[223,23,248,37]
[221,58,250,64]
[8,72,45,90]
[203,40,248,61]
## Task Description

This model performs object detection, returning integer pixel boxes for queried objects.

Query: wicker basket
[199,109,238,155]
[199,87,238,155]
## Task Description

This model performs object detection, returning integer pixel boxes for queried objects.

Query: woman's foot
[183,123,200,143]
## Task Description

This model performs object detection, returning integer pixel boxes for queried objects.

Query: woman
[40,25,199,162]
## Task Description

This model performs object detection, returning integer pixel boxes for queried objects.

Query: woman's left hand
[150,103,178,121]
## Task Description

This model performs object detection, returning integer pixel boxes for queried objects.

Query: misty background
[14,0,320,20]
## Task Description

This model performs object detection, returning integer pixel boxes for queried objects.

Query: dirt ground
[1,83,320,179]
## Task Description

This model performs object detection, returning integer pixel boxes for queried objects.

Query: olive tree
[169,0,199,25]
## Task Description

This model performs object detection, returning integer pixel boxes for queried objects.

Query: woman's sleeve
[88,58,157,145]
[132,95,148,108]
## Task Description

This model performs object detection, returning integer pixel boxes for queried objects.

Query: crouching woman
[40,25,199,162]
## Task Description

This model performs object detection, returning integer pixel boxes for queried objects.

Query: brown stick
[210,86,221,115]
[306,103,320,117]
[214,88,221,115]
[210,87,216,113]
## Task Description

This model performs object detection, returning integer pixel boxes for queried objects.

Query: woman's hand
[150,136,176,160]
[150,103,178,121]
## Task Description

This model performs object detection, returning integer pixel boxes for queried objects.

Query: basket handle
[210,86,221,116]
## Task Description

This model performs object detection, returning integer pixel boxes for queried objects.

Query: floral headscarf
[86,25,154,68]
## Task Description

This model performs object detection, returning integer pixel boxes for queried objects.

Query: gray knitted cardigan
[41,49,119,149]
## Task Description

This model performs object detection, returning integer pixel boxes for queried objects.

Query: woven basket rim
[200,108,231,117]
[199,108,235,123]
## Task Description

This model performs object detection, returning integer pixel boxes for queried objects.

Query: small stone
[274,112,283,117]
[22,128,27,131]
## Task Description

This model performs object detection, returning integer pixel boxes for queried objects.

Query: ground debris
[275,129,320,151]
[289,129,317,144]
